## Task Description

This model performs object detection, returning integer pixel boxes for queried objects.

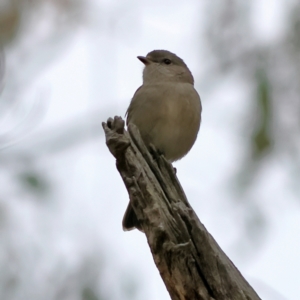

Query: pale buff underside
[127,82,201,162]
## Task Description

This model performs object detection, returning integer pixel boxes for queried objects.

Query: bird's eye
[163,59,171,65]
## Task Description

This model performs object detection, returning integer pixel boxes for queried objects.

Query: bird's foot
[149,144,164,161]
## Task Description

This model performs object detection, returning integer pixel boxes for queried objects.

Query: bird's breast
[127,82,201,161]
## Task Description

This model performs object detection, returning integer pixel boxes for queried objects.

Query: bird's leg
[149,144,177,174]
[149,143,164,161]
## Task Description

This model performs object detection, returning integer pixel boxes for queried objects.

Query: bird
[122,50,202,231]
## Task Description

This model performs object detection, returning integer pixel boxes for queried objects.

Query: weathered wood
[102,116,261,300]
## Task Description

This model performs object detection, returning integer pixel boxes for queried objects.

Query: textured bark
[102,116,261,300]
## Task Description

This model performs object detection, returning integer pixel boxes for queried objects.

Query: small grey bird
[122,50,202,231]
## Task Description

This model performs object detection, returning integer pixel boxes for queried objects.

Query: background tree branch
[102,116,262,300]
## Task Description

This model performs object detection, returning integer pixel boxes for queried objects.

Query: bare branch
[102,116,261,300]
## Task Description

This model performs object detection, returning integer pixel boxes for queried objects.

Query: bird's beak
[137,56,151,65]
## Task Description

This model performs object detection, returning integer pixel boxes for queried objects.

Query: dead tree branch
[102,116,261,300]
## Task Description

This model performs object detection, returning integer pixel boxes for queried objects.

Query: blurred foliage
[203,0,300,253]
[252,69,273,159]
[0,1,20,45]
[0,0,85,46]
[205,0,300,186]
[17,170,49,196]
[0,0,87,142]
[0,0,89,196]
[82,287,99,300]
